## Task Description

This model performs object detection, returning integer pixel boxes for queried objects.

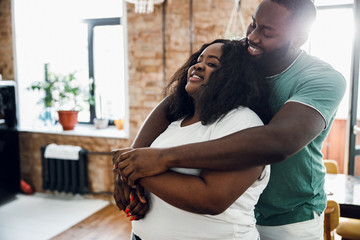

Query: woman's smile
[189,71,204,82]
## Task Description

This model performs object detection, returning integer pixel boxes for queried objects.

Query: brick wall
[0,0,14,80]
[1,0,261,200]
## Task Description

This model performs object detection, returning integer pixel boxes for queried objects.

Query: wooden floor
[51,204,132,240]
[50,204,343,240]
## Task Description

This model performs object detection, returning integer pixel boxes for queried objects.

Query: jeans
[131,232,142,240]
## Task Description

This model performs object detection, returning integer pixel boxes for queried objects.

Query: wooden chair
[323,159,360,240]
[323,159,339,174]
[336,217,360,240]
[324,200,340,240]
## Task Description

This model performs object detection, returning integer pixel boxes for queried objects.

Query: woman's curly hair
[165,39,271,125]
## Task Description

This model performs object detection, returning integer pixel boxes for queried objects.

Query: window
[83,18,126,124]
[304,0,358,174]
[13,0,128,132]
[303,0,354,119]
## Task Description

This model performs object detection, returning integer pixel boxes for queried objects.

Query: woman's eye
[208,63,218,68]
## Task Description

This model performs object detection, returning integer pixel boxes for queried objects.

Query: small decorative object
[126,0,164,14]
[93,118,108,129]
[20,179,34,195]
[28,64,90,130]
[114,118,124,130]
[93,95,108,129]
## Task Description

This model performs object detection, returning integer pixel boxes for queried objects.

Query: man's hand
[113,148,134,180]
[113,147,169,186]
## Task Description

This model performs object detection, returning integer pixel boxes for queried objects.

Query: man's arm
[117,102,325,185]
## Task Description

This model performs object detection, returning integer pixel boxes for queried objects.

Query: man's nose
[247,28,260,44]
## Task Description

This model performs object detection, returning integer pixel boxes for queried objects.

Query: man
[113,0,346,239]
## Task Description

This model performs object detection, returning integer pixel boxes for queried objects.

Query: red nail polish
[130,196,134,202]
[127,213,131,217]
[130,217,135,221]
[112,164,115,169]
[125,208,130,213]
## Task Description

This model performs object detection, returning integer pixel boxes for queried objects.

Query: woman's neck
[181,112,200,127]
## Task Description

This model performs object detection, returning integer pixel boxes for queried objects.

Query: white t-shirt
[132,107,270,240]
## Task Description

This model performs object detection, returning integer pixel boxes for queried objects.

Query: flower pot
[57,110,78,130]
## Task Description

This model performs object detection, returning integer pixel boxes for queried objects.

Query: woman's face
[186,43,223,99]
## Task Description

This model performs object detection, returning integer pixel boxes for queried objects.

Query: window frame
[313,0,360,175]
[81,17,122,124]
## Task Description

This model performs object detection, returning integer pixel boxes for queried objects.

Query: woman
[114,39,271,240]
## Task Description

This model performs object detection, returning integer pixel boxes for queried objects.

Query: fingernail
[125,208,130,213]
[130,196,134,202]
[127,213,131,217]
[112,164,116,169]
[130,217,135,221]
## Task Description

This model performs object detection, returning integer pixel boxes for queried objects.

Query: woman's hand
[113,174,149,219]
[113,174,131,211]
[113,148,169,186]
[125,187,149,221]
[113,148,150,220]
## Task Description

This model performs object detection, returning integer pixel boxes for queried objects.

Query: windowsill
[18,123,128,139]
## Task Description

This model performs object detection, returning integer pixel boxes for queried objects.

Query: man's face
[246,0,296,70]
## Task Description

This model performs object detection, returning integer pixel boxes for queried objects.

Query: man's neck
[265,48,302,77]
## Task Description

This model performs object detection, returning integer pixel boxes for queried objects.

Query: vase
[57,110,78,130]
[39,107,56,126]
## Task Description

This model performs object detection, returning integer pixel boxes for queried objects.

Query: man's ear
[291,32,309,49]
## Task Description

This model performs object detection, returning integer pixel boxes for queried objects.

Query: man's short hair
[270,0,317,32]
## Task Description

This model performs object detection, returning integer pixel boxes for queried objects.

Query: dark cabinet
[0,81,20,203]
[0,127,20,201]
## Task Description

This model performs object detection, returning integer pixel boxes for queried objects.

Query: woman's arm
[136,165,265,215]
[131,97,170,148]
[113,97,170,213]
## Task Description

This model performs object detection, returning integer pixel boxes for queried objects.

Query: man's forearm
[160,102,325,171]
[162,125,285,171]
[118,102,325,185]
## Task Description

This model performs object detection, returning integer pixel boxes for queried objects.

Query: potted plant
[29,64,90,130]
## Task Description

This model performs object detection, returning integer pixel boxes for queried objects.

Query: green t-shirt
[255,51,346,226]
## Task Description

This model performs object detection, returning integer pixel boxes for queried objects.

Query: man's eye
[263,33,273,38]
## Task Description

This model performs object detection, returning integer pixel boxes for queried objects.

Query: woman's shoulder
[220,106,263,125]
[209,107,263,140]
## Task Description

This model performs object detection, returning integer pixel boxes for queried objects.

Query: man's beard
[252,42,292,70]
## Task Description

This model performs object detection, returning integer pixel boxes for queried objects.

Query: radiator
[41,145,89,195]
